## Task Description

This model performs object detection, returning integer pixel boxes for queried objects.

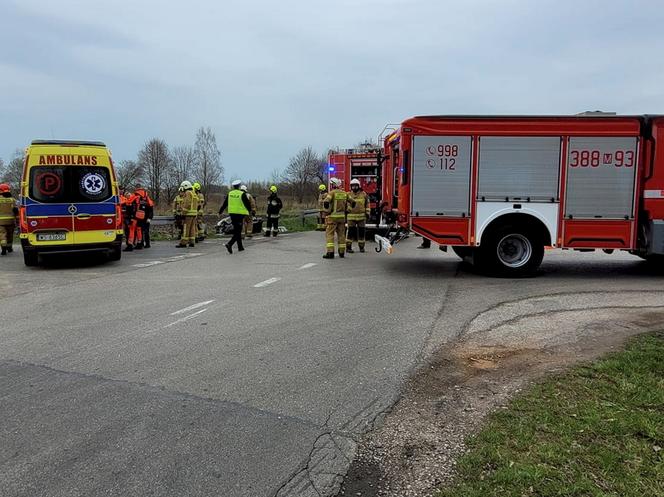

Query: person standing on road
[316,184,328,231]
[346,178,370,253]
[240,185,257,238]
[123,190,141,251]
[193,182,206,242]
[322,177,348,259]
[219,180,252,254]
[264,185,283,237]
[176,181,199,248]
[134,185,154,249]
[172,186,185,240]
[0,183,18,256]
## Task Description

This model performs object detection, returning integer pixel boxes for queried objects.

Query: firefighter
[264,185,283,237]
[240,185,257,238]
[176,181,199,248]
[133,185,154,249]
[322,177,348,259]
[123,190,141,251]
[317,184,327,231]
[172,186,185,240]
[346,178,370,253]
[219,180,252,254]
[0,183,18,256]
[193,182,206,242]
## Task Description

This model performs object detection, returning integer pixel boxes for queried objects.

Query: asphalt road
[1,232,663,497]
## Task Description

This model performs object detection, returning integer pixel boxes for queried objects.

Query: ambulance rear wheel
[109,245,122,262]
[23,250,38,267]
[478,225,544,277]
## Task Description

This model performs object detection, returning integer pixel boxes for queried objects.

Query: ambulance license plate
[37,232,67,241]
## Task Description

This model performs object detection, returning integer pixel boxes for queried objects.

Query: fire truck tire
[477,225,544,277]
[452,246,473,260]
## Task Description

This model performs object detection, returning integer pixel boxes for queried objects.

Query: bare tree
[2,149,25,191]
[170,145,196,187]
[0,158,5,181]
[285,147,325,203]
[115,159,144,192]
[194,127,223,194]
[138,139,170,204]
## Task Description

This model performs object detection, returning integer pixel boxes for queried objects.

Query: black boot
[225,243,233,254]
[7,246,12,253]
[359,246,365,253]
[272,231,277,237]
[1,246,6,256]
[124,245,133,252]
[346,246,355,254]
[264,231,270,237]
[338,251,345,258]
[322,252,334,259]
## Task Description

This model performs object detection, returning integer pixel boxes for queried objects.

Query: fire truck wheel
[452,246,473,260]
[478,225,544,277]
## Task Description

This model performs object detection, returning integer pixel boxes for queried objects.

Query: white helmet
[240,185,247,191]
[180,180,192,190]
[231,179,242,187]
[330,177,342,188]
[350,178,361,186]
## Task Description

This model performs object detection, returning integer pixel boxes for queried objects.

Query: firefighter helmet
[240,185,247,192]
[330,178,342,188]
[270,185,277,193]
[350,178,361,187]
[319,184,327,191]
[0,183,10,193]
[180,180,193,190]
[193,182,201,191]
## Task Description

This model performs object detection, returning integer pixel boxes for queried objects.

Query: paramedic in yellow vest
[219,180,252,254]
[172,186,184,240]
[176,181,199,248]
[346,178,370,253]
[193,182,206,242]
[240,185,257,238]
[317,184,327,230]
[322,177,348,259]
[0,183,18,256]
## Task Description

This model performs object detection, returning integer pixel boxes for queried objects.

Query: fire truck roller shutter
[565,137,638,219]
[411,136,472,217]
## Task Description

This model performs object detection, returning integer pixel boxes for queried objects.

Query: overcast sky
[1,0,663,180]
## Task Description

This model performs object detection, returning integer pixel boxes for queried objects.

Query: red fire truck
[378,114,664,276]
[328,147,394,230]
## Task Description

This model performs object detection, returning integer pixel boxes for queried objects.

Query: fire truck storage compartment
[411,136,472,217]
[478,136,561,201]
[564,137,638,219]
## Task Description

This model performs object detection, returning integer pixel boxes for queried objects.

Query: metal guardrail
[151,215,176,226]
[301,209,319,226]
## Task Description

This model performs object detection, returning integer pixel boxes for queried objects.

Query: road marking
[298,263,317,270]
[164,308,208,328]
[171,299,216,316]
[132,261,165,268]
[254,277,281,288]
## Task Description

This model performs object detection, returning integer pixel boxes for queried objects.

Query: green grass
[279,214,317,232]
[437,332,664,497]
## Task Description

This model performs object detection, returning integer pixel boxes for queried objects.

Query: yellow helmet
[193,182,201,191]
[318,184,327,191]
[270,185,277,193]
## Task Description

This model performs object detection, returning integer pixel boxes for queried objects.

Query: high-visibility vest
[327,191,348,221]
[228,189,249,215]
[347,190,369,221]
[0,196,16,223]
[172,194,184,215]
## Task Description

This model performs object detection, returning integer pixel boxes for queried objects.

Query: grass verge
[437,332,664,497]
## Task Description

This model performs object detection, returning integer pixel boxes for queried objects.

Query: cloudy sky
[1,0,663,180]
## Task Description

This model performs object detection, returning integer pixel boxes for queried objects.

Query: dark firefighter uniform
[264,186,283,237]
[346,183,370,253]
[322,181,348,259]
[0,184,18,255]
[317,184,327,230]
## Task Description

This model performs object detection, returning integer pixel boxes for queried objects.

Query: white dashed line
[132,261,165,268]
[298,263,317,270]
[163,308,209,328]
[253,277,281,288]
[171,300,216,316]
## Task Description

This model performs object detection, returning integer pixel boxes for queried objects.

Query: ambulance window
[30,167,66,203]
[74,167,112,202]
